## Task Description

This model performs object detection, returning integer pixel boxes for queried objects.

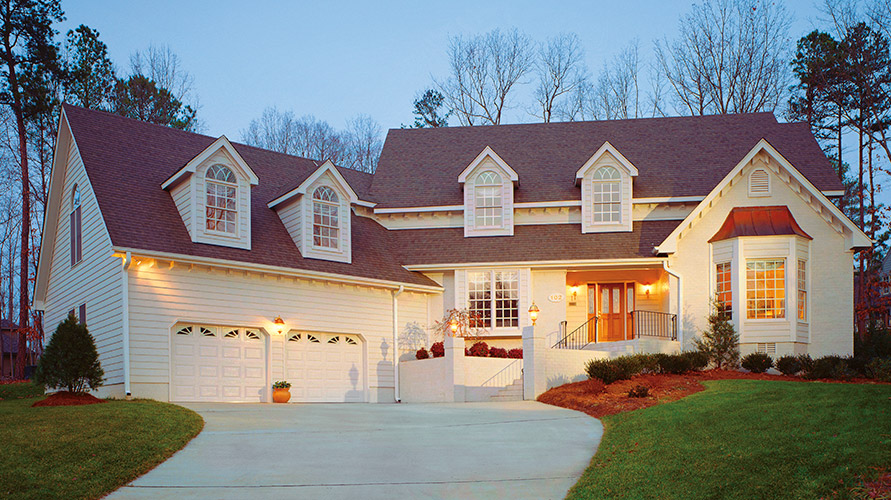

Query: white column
[444,334,465,403]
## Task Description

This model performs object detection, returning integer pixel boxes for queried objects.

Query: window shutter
[749,169,770,197]
[78,303,86,326]
[70,211,76,266]
[76,206,82,262]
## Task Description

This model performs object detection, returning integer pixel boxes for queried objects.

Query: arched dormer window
[205,164,237,234]
[592,166,621,223]
[474,170,503,228]
[312,186,339,249]
[70,184,82,265]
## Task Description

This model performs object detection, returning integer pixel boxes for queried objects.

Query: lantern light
[273,315,285,334]
[528,303,540,325]
[448,318,459,334]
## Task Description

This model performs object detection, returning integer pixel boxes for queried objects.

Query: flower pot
[272,388,291,403]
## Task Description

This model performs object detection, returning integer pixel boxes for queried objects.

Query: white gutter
[122,252,132,398]
[404,257,667,272]
[662,261,683,346]
[392,285,404,403]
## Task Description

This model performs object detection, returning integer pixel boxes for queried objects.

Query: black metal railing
[553,316,597,349]
[632,310,677,340]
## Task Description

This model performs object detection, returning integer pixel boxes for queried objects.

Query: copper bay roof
[709,206,813,243]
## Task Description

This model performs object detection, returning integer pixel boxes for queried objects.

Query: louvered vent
[749,169,770,197]
[756,343,776,355]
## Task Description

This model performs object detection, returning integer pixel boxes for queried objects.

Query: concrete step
[489,377,524,402]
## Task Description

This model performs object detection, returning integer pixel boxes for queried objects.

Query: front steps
[489,377,523,401]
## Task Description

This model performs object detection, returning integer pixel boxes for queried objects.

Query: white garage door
[171,325,267,402]
[285,332,365,402]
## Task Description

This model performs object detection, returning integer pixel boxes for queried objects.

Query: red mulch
[537,369,889,419]
[31,391,105,407]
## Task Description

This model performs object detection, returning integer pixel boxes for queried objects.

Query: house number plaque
[548,293,564,303]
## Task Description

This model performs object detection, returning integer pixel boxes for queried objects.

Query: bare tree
[241,107,299,155]
[344,114,383,173]
[655,0,792,115]
[436,29,534,125]
[607,39,642,119]
[533,33,588,122]
[130,44,201,130]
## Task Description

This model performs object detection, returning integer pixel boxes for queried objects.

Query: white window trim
[203,165,239,237]
[466,269,521,331]
[473,170,504,229]
[797,258,809,324]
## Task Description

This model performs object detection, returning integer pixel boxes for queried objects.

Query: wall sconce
[641,283,653,299]
[528,302,540,325]
[449,318,459,334]
[569,285,580,306]
[273,315,285,334]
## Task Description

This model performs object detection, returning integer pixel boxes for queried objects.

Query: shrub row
[584,352,708,384]
[415,341,523,360]
[742,352,891,382]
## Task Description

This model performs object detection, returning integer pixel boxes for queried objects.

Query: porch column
[444,334,465,403]
[522,325,546,399]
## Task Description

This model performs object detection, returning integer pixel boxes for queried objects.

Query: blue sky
[60,0,826,136]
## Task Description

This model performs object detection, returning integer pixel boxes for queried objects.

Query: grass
[0,397,203,500]
[567,380,891,500]
[0,381,45,399]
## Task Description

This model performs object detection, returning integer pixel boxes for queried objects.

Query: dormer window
[474,171,503,228]
[205,164,237,234]
[312,186,340,250]
[592,167,621,223]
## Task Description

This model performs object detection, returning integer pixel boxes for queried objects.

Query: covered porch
[555,265,678,350]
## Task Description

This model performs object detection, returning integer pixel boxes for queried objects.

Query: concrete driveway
[107,401,602,500]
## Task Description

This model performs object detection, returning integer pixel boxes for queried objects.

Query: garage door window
[246,330,261,340]
[288,333,301,342]
[176,326,192,336]
[224,329,238,339]
[200,327,214,337]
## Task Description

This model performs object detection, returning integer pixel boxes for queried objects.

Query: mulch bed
[537,369,888,420]
[32,391,106,407]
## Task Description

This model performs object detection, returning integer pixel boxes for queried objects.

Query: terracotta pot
[272,388,291,403]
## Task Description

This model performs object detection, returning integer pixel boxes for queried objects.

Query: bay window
[746,259,785,319]
[715,262,732,318]
[798,260,807,321]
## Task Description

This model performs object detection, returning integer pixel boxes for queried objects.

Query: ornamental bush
[776,355,803,376]
[654,353,693,374]
[585,358,627,384]
[507,348,523,359]
[468,341,489,357]
[694,302,739,369]
[627,384,649,398]
[741,353,773,373]
[489,347,508,358]
[803,355,855,380]
[430,341,444,358]
[416,348,430,360]
[683,351,710,371]
[864,357,891,382]
[34,315,104,394]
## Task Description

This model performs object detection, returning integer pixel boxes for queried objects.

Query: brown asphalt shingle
[370,113,841,208]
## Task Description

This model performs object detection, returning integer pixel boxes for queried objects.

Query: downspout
[663,261,683,347]
[122,252,132,399]
[392,285,404,403]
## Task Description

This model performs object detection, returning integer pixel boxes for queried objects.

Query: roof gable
[161,135,258,189]
[268,160,359,209]
[457,146,519,184]
[575,141,639,182]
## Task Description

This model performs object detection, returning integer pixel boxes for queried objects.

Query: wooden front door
[599,284,626,342]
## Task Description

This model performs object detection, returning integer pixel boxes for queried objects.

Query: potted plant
[272,381,291,403]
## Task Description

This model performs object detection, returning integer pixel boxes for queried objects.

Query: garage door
[171,325,267,402]
[285,332,365,402]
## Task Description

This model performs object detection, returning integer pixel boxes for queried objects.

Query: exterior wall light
[641,283,653,299]
[273,316,285,334]
[528,302,540,325]
[569,285,580,305]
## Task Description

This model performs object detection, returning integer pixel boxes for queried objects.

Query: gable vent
[749,169,770,197]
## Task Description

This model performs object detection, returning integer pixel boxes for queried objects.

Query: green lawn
[0,397,203,500]
[567,380,891,500]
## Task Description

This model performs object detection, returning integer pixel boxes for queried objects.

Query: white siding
[670,153,852,356]
[275,197,303,254]
[169,179,192,238]
[43,139,124,389]
[126,263,430,402]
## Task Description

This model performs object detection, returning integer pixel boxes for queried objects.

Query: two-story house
[33,105,869,403]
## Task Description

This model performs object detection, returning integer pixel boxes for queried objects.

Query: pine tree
[694,301,740,369]
[34,315,103,393]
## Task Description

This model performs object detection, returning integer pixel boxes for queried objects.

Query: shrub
[612,355,644,377]
[628,384,649,398]
[797,354,814,374]
[0,381,44,399]
[272,380,291,389]
[655,353,693,374]
[803,355,855,380]
[864,357,891,382]
[416,348,430,360]
[33,315,104,394]
[468,341,489,357]
[694,301,740,369]
[776,355,803,376]
[854,322,891,360]
[465,348,470,356]
[507,348,523,359]
[741,353,773,373]
[683,351,709,371]
[430,341,444,358]
[489,347,508,358]
[585,358,627,384]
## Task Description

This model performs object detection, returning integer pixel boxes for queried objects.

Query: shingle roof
[370,113,842,208]
[63,105,435,288]
[394,221,678,265]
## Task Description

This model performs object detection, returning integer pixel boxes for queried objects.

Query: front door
[600,284,626,342]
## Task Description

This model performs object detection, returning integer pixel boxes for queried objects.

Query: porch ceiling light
[273,315,285,334]
[528,302,540,325]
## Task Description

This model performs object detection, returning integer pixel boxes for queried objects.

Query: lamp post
[448,317,459,335]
